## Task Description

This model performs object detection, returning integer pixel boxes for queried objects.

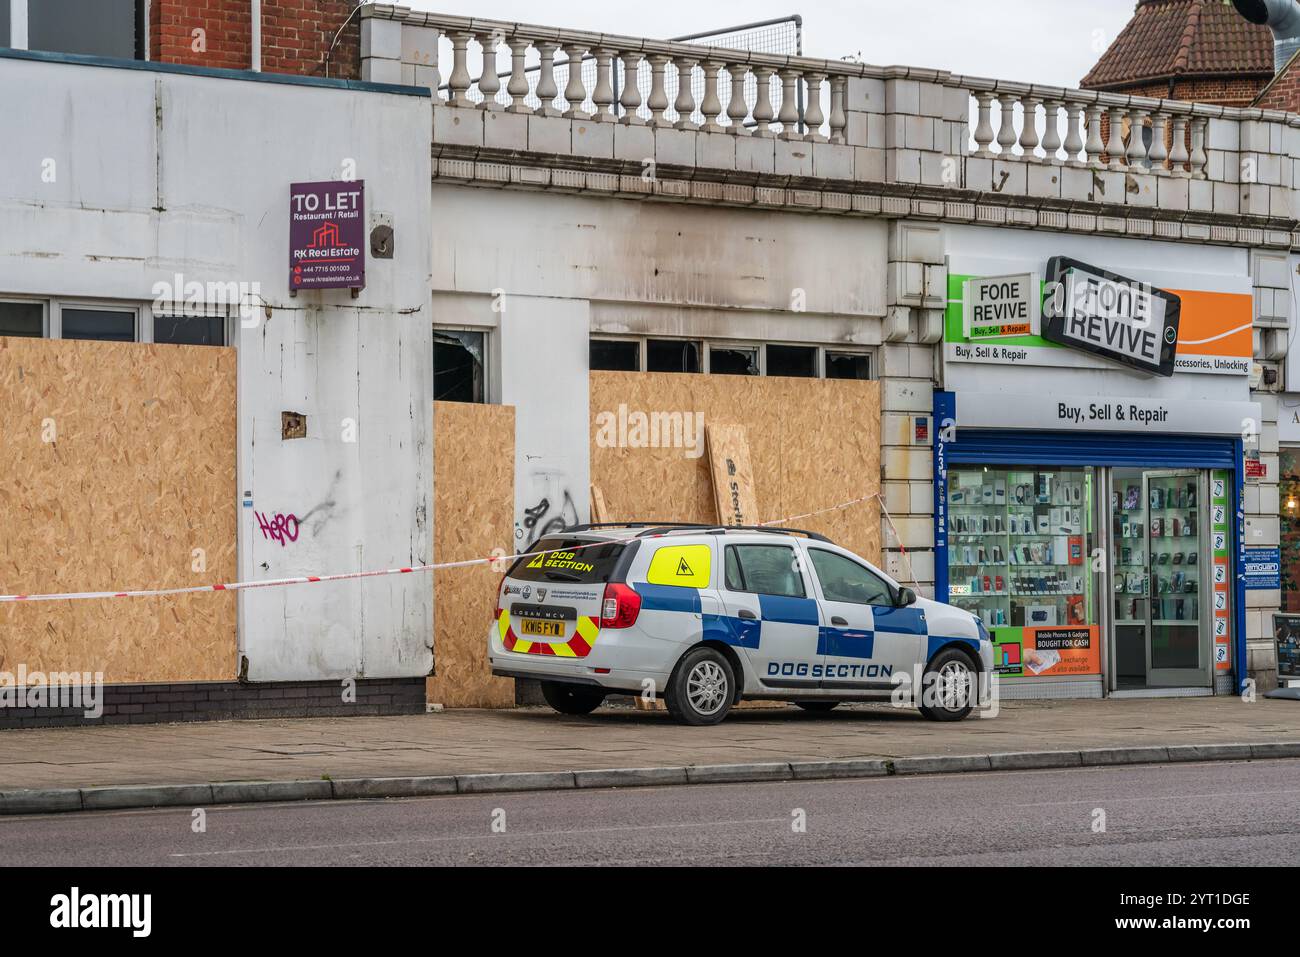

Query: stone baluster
[1148,111,1169,173]
[727,64,750,134]
[1105,106,1126,168]
[1189,117,1208,178]
[752,66,775,136]
[1040,100,1062,162]
[698,61,724,132]
[535,42,561,116]
[447,31,473,107]
[1126,108,1149,167]
[803,73,827,142]
[1169,115,1190,174]
[646,55,671,127]
[1018,96,1041,160]
[619,53,645,124]
[972,92,995,157]
[1084,104,1105,167]
[673,56,698,129]
[778,70,801,139]
[476,33,501,109]
[506,37,531,113]
[562,44,589,119]
[1063,102,1085,165]
[591,50,615,120]
[996,94,1018,155]
[828,76,847,145]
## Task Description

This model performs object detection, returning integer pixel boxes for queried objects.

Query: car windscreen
[507,537,626,584]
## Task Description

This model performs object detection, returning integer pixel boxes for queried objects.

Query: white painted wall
[0,53,433,681]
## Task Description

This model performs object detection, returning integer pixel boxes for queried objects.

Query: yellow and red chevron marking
[498,609,600,658]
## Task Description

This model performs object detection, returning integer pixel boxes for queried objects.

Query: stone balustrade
[360,4,1300,229]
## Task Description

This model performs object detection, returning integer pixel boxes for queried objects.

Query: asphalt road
[3,758,1299,866]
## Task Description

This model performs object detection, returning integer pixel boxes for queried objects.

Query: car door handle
[738,609,757,620]
[831,616,848,626]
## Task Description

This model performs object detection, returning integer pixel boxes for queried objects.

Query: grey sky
[401,0,1139,90]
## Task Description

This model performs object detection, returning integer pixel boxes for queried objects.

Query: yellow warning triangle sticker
[526,554,545,568]
[676,557,693,576]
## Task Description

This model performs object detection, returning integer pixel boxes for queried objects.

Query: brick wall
[1256,60,1300,112]
[1088,77,1271,109]
[150,0,359,79]
[0,678,426,729]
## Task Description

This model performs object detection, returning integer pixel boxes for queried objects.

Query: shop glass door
[1110,469,1210,688]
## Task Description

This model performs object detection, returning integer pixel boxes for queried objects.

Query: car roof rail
[563,521,835,544]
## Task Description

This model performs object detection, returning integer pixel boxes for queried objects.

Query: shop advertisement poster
[991,624,1100,678]
[1211,472,1232,671]
[944,270,1251,376]
[1274,614,1300,680]
[962,273,1040,339]
[1243,546,1280,590]
[289,180,366,292]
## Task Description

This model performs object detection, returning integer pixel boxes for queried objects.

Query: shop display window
[1281,448,1300,614]
[946,467,1095,631]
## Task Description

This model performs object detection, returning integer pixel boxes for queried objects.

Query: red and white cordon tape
[0,491,913,603]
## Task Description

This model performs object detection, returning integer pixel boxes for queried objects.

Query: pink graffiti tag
[255,511,300,547]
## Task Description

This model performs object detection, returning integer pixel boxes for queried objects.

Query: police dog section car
[488,524,994,725]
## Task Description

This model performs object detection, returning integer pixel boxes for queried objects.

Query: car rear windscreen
[508,538,626,584]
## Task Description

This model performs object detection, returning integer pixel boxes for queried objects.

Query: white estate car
[488,524,994,726]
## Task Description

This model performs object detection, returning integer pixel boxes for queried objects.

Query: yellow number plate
[519,618,565,638]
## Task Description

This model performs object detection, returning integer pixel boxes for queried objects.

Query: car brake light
[600,582,641,628]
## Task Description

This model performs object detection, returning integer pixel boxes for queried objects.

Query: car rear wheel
[666,647,735,726]
[918,648,977,721]
[794,701,839,713]
[540,681,606,716]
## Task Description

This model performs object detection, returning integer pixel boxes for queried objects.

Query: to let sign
[289,180,365,292]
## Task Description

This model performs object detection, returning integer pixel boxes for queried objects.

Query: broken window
[825,351,871,380]
[154,315,226,346]
[766,344,817,378]
[647,338,701,373]
[590,338,640,371]
[708,345,759,376]
[434,328,486,403]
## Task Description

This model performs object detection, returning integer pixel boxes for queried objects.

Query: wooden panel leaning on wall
[589,372,883,563]
[0,337,238,682]
[427,400,517,709]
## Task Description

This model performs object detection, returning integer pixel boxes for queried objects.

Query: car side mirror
[897,586,917,607]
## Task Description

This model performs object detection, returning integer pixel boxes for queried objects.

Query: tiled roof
[1081,0,1275,90]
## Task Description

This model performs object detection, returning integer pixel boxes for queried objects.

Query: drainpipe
[251,0,262,71]
[1232,0,1300,72]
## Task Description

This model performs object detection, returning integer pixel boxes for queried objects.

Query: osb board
[0,336,237,682]
[590,372,882,562]
[705,424,758,526]
[428,400,516,709]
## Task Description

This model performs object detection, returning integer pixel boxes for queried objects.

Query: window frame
[0,296,49,338]
[590,334,873,381]
[807,546,900,607]
[53,299,141,342]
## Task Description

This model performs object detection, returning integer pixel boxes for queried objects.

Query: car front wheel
[666,647,735,726]
[918,648,977,721]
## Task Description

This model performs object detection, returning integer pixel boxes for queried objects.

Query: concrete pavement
[0,696,1297,800]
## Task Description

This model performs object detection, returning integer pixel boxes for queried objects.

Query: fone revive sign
[289,180,366,292]
[1042,257,1180,377]
[962,273,1040,339]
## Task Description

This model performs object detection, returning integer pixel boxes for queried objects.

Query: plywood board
[706,424,758,526]
[590,484,609,523]
[427,400,516,709]
[590,372,882,562]
[0,337,237,682]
